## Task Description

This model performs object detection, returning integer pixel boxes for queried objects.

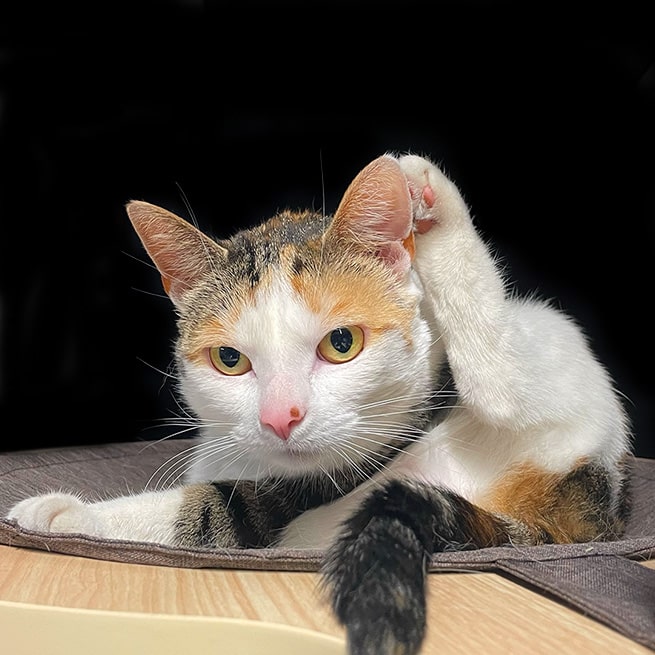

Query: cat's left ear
[330,154,414,276]
[126,200,227,308]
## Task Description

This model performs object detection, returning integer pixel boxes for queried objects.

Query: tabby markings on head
[182,209,417,366]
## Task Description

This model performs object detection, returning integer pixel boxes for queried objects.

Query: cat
[8,153,632,655]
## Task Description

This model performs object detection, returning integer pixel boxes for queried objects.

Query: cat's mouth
[269,442,327,470]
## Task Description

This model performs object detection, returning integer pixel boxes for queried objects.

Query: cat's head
[127,155,439,481]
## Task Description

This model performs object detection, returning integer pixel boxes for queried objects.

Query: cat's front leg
[398,154,534,428]
[8,489,187,544]
[7,485,250,547]
[8,493,103,536]
[7,481,299,548]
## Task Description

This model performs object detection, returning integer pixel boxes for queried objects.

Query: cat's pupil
[219,347,241,368]
[330,328,353,354]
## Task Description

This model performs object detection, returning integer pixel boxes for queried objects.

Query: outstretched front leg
[8,489,191,544]
[7,479,306,548]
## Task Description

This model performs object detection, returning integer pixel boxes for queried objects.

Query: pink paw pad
[421,184,435,207]
[414,183,437,234]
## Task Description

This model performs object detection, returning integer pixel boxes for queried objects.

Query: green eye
[318,326,365,364]
[209,346,252,376]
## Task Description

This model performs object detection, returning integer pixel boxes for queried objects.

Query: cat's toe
[397,154,460,233]
[8,493,97,534]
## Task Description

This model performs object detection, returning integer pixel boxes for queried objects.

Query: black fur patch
[173,484,236,548]
[212,482,265,547]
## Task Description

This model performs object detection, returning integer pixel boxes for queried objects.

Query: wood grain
[0,545,652,654]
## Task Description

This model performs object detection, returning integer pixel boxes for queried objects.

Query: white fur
[8,489,185,544]
[183,273,433,482]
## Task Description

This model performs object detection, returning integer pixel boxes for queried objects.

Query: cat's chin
[267,445,331,476]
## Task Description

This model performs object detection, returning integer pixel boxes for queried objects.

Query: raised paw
[7,492,99,535]
[397,154,469,234]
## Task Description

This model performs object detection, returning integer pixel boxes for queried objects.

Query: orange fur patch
[182,285,263,365]
[402,231,415,260]
[183,243,417,365]
[290,260,415,346]
[483,460,605,543]
[184,319,232,366]
[181,256,292,363]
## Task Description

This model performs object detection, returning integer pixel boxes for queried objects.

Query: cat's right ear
[125,201,227,308]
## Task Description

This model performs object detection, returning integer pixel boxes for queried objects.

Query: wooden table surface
[0,544,652,654]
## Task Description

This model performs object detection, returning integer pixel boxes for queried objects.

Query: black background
[1,2,653,457]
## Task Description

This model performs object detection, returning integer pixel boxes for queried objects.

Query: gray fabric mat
[1,440,654,650]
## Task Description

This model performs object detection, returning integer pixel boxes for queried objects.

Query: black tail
[320,479,518,655]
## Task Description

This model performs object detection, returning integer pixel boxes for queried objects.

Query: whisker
[350,433,419,456]
[135,356,177,381]
[328,445,372,485]
[360,402,462,422]
[147,428,239,490]
[176,182,198,229]
[318,463,346,496]
[145,443,199,490]
[175,184,225,285]
[187,440,244,476]
[357,391,438,411]
[337,442,392,480]
[221,460,253,511]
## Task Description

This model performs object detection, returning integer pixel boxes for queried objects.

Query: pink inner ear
[332,155,414,264]
[126,200,225,305]
[376,242,412,276]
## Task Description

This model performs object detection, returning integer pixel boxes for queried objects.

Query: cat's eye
[209,346,252,376]
[317,326,365,364]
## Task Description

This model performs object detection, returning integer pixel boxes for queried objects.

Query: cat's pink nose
[260,405,305,441]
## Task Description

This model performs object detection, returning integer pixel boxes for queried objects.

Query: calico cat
[8,153,632,655]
